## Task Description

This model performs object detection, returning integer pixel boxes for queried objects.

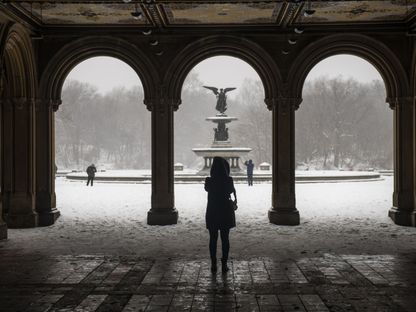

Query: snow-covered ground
[2,176,416,259]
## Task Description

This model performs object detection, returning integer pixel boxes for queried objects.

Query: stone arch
[39,36,159,105]
[288,34,409,104]
[164,35,282,109]
[0,23,39,228]
[2,23,38,98]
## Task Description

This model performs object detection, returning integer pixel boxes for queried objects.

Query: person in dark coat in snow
[204,157,237,273]
[86,164,97,186]
[244,159,254,186]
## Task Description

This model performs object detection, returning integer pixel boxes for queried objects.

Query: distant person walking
[86,164,97,186]
[205,157,237,274]
[244,159,254,186]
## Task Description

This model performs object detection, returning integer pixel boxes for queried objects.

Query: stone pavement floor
[1,253,416,312]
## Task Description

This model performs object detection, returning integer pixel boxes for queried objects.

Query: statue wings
[203,86,236,95]
[223,87,236,94]
[203,86,219,95]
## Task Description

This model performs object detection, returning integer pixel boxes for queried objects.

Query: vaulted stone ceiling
[5,1,416,28]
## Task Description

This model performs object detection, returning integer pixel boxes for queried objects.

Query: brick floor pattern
[1,254,416,311]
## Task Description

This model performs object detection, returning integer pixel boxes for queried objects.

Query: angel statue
[203,86,236,114]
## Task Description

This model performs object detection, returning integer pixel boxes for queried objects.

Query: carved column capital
[13,97,32,109]
[34,99,62,112]
[34,99,44,112]
[51,99,62,112]
[264,97,277,110]
[145,84,182,112]
[145,97,181,112]
[2,97,34,110]
[387,96,414,110]
[265,97,302,113]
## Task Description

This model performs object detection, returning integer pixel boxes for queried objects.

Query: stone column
[268,97,300,225]
[35,99,61,226]
[2,98,37,228]
[388,97,415,226]
[0,99,6,239]
[147,96,178,225]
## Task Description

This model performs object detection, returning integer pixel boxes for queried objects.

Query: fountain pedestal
[192,114,251,174]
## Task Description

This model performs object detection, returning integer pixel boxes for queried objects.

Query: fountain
[192,86,251,174]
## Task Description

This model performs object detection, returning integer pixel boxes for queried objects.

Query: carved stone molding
[34,99,44,112]
[13,97,30,110]
[264,97,277,111]
[170,98,182,111]
[145,97,181,113]
[1,97,33,110]
[34,98,62,112]
[387,96,414,110]
[265,97,302,114]
[51,99,62,112]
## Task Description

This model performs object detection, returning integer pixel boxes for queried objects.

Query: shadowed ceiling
[4,1,416,27]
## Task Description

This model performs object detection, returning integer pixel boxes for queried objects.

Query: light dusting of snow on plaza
[1,176,416,259]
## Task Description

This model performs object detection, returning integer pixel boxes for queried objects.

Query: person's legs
[249,175,253,186]
[208,228,219,272]
[220,228,230,273]
[87,177,91,186]
[91,177,94,186]
[220,228,230,260]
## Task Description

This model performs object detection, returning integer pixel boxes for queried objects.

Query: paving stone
[0,254,415,311]
[50,285,95,311]
[74,294,108,312]
[121,295,150,312]
[24,294,64,312]
[95,294,131,312]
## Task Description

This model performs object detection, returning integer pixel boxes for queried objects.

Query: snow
[2,176,416,259]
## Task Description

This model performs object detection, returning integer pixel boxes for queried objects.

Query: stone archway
[289,34,413,226]
[161,35,297,225]
[1,23,38,229]
[37,36,159,226]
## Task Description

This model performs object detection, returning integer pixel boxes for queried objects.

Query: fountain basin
[206,116,238,123]
[192,147,251,157]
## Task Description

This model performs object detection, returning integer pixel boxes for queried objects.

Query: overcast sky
[65,55,383,95]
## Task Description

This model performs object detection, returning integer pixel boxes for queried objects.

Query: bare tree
[233,79,271,165]
[56,81,150,170]
[296,76,392,170]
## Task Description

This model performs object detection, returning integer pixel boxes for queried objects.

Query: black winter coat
[86,165,97,177]
[205,176,236,230]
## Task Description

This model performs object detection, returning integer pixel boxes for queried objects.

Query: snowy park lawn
[2,176,416,259]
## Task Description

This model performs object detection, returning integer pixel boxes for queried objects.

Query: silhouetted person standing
[244,159,254,186]
[205,157,237,274]
[86,164,97,186]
